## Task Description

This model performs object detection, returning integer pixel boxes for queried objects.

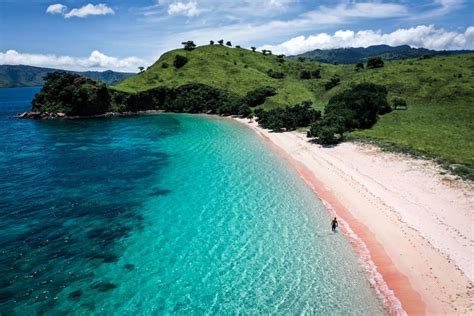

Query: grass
[114,45,474,172]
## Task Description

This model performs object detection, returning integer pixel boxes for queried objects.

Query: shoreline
[232,117,473,315]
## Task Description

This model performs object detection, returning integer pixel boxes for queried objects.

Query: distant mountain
[290,45,474,64]
[0,65,135,87]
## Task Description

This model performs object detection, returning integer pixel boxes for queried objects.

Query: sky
[0,0,473,72]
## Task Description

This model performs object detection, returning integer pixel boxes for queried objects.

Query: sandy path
[234,117,474,315]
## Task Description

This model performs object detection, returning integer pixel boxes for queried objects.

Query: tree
[238,105,252,117]
[324,76,340,90]
[244,86,277,107]
[311,69,321,79]
[138,66,145,72]
[181,40,196,51]
[210,40,214,45]
[299,70,311,79]
[257,101,321,131]
[161,62,169,68]
[392,97,408,110]
[235,45,241,48]
[218,39,224,45]
[173,55,188,69]
[367,56,384,68]
[267,69,285,79]
[226,41,232,46]
[297,57,305,62]
[355,62,364,71]
[251,46,256,52]
[276,54,285,63]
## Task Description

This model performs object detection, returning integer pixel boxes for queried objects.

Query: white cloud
[46,3,67,15]
[65,3,115,18]
[168,1,202,17]
[258,25,474,55]
[46,3,115,18]
[0,50,146,72]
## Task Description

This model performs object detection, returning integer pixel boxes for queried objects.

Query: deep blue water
[0,87,385,314]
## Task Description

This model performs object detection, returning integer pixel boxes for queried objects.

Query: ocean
[0,87,385,314]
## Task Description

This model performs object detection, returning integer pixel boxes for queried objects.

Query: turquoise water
[0,87,385,314]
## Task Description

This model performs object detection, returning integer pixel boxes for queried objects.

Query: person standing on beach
[331,217,338,232]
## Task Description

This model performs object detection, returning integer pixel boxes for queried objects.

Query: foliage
[257,101,321,131]
[308,83,390,144]
[226,41,232,47]
[218,40,224,45]
[267,69,285,79]
[297,57,305,62]
[391,97,408,109]
[367,56,384,68]
[244,86,277,107]
[173,55,188,69]
[311,69,321,78]
[161,62,169,68]
[251,46,256,52]
[355,62,364,71]
[181,41,196,51]
[32,72,110,116]
[209,40,214,45]
[324,76,340,90]
[299,70,311,79]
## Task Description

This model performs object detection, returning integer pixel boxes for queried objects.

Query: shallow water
[0,87,385,314]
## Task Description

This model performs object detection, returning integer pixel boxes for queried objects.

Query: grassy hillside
[114,45,326,108]
[115,45,473,171]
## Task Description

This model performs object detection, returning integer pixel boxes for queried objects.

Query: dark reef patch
[91,281,117,292]
[123,263,135,271]
[149,188,172,196]
[68,289,83,300]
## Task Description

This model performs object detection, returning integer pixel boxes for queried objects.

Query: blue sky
[0,0,473,71]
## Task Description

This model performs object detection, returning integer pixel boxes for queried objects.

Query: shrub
[267,69,285,79]
[173,55,188,69]
[299,70,311,79]
[311,69,321,78]
[161,62,169,68]
[324,76,340,90]
[257,101,321,131]
[392,97,408,110]
[367,57,384,68]
[238,105,252,117]
[244,86,277,107]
